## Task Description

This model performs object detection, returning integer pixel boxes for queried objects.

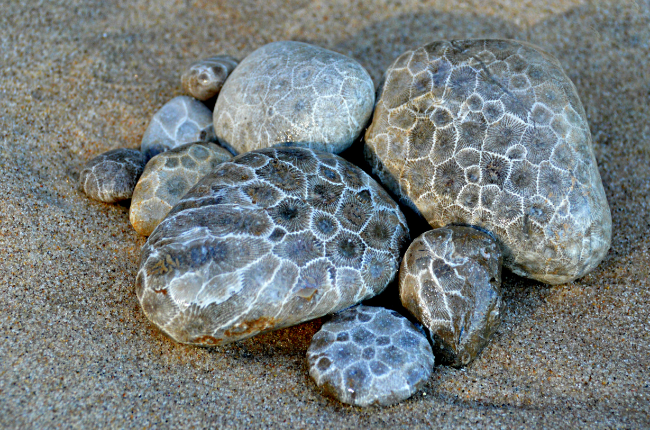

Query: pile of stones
[80,40,612,407]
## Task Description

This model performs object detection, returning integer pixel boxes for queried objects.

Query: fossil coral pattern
[365,39,611,284]
[136,147,409,346]
[181,55,239,101]
[307,305,434,407]
[140,96,216,161]
[130,142,233,236]
[80,148,146,203]
[214,41,375,155]
[400,226,502,367]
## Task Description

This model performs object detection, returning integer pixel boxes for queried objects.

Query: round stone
[79,148,146,203]
[400,226,503,367]
[307,305,434,407]
[135,147,409,347]
[181,55,239,101]
[364,39,611,284]
[129,142,233,236]
[140,96,216,161]
[214,41,375,155]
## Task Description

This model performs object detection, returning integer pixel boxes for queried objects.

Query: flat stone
[140,96,216,161]
[307,305,434,407]
[136,147,409,346]
[130,142,233,236]
[364,39,612,284]
[181,55,239,101]
[214,41,375,155]
[400,226,503,367]
[80,148,146,203]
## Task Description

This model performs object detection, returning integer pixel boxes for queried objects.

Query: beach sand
[1,0,648,427]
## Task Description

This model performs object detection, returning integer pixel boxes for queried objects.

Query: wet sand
[1,0,648,428]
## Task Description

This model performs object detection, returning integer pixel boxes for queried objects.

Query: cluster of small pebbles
[79,38,611,407]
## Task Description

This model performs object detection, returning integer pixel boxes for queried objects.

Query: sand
[1,0,648,428]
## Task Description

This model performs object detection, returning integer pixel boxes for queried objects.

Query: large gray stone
[400,226,502,367]
[365,39,611,284]
[136,147,409,346]
[307,305,434,407]
[214,41,375,155]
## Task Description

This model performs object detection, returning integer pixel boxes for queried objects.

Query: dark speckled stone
[80,148,146,203]
[400,226,503,367]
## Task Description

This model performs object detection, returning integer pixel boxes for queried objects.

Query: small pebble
[80,148,146,203]
[307,305,434,407]
[400,226,503,367]
[181,55,239,101]
[140,96,216,161]
[129,142,233,236]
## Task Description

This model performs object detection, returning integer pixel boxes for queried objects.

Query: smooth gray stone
[80,148,146,203]
[307,305,434,407]
[364,39,612,284]
[136,147,409,347]
[181,55,239,101]
[130,142,233,236]
[140,96,216,161]
[400,226,503,367]
[214,41,375,155]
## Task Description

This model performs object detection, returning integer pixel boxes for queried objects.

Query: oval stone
[140,96,216,161]
[365,39,612,284]
[307,305,434,407]
[136,147,409,346]
[400,226,503,367]
[214,41,375,155]
[181,55,239,101]
[80,148,146,203]
[130,142,233,236]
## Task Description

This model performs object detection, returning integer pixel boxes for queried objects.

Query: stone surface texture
[136,147,409,346]
[140,96,217,160]
[214,41,375,155]
[79,148,146,203]
[365,39,612,285]
[400,226,503,367]
[130,142,233,236]
[181,55,239,101]
[307,305,434,407]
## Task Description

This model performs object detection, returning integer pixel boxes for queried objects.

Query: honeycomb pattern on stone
[136,147,409,346]
[307,305,434,407]
[140,96,216,161]
[214,41,375,155]
[181,55,239,101]
[399,226,502,367]
[130,142,233,236]
[365,39,611,284]
[80,148,146,203]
